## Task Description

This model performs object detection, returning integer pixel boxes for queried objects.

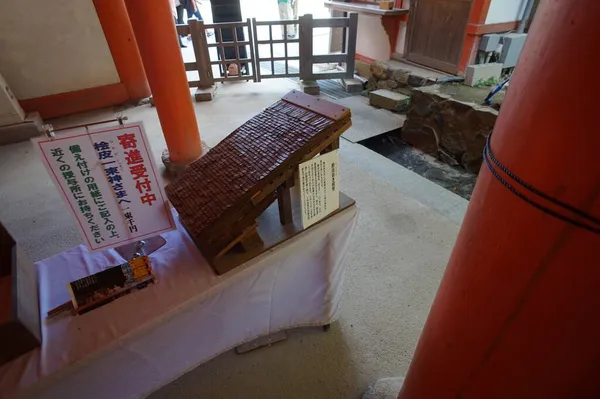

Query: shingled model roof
[166,91,351,259]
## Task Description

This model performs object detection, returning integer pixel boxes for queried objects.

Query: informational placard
[298,149,340,228]
[33,122,175,252]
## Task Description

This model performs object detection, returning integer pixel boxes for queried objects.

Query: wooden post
[246,18,258,82]
[124,0,202,164]
[345,13,358,78]
[321,137,340,155]
[240,228,264,252]
[399,1,600,398]
[277,178,294,225]
[189,19,214,88]
[251,18,262,82]
[299,14,313,81]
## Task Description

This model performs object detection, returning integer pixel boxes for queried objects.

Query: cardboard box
[379,1,394,10]
[0,72,25,127]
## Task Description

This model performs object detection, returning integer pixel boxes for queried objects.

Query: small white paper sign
[298,149,340,228]
[33,122,175,252]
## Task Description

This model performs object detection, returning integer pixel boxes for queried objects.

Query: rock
[377,80,389,90]
[371,61,389,79]
[407,74,430,87]
[356,59,372,78]
[369,89,410,112]
[392,69,410,84]
[362,377,404,399]
[385,79,398,89]
[342,78,364,93]
[401,85,498,172]
[367,77,378,91]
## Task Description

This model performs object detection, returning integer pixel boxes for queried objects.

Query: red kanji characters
[118,133,137,149]
[135,179,152,193]
[129,164,148,180]
[125,149,143,165]
[140,193,157,206]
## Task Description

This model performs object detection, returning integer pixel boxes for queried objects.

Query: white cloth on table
[0,206,357,399]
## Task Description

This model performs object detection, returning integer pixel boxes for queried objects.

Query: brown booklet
[66,256,155,314]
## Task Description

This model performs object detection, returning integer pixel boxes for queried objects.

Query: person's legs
[175,5,185,24]
[277,1,292,38]
[174,17,186,47]
[186,8,203,20]
[290,0,298,35]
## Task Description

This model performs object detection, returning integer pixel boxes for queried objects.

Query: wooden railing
[176,13,358,99]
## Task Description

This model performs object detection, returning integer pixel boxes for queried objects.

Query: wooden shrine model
[166,90,353,274]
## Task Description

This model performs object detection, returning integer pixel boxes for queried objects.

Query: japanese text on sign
[298,150,340,229]
[34,122,175,251]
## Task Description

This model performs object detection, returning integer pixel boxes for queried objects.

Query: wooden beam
[277,179,294,225]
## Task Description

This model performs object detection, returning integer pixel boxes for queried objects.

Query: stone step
[0,112,44,146]
[368,60,442,90]
[300,80,320,95]
[194,86,216,102]
[369,89,410,112]
[341,78,364,93]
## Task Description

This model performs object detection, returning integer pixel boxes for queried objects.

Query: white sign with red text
[33,122,175,252]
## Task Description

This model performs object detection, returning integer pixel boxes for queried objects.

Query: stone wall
[366,61,435,93]
[401,85,498,173]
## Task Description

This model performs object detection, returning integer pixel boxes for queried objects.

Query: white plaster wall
[356,14,390,61]
[0,0,119,100]
[485,0,527,24]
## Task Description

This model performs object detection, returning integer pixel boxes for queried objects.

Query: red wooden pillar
[399,1,600,398]
[93,0,150,101]
[124,0,202,164]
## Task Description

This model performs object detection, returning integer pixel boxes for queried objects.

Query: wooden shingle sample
[166,90,351,271]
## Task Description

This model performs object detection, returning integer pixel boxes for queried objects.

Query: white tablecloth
[0,205,357,399]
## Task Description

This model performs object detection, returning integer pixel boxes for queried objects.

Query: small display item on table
[48,256,155,316]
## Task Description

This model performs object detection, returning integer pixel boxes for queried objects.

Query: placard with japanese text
[298,150,340,229]
[33,122,175,251]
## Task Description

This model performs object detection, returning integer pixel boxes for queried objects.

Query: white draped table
[0,205,357,399]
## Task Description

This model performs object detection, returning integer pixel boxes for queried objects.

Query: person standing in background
[277,0,298,39]
[177,0,203,22]
[290,0,298,36]
[170,0,187,47]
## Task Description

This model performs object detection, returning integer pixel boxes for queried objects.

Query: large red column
[93,0,150,101]
[399,1,600,398]
[124,0,202,164]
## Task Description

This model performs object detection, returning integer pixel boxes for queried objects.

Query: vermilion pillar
[124,0,202,164]
[93,0,150,101]
[399,1,600,399]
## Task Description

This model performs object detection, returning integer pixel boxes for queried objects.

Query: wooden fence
[176,13,358,97]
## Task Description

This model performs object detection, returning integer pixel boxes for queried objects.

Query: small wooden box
[0,223,41,365]
[379,1,394,10]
